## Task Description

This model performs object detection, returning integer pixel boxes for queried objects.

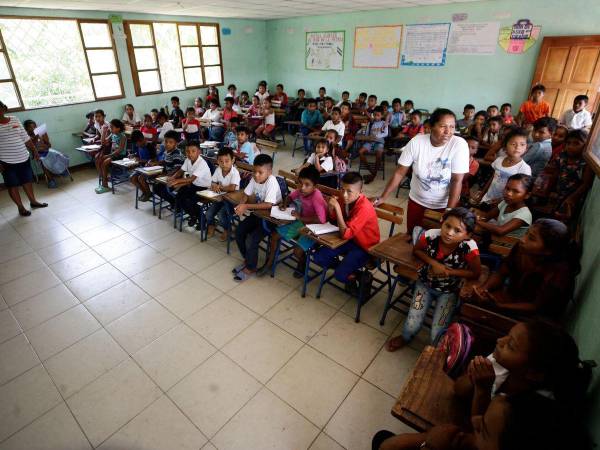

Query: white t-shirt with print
[181,157,212,187]
[321,120,345,138]
[397,134,470,209]
[481,157,531,203]
[306,153,334,172]
[212,166,241,188]
[244,175,282,204]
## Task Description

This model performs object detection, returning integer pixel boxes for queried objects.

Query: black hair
[217,147,234,159]
[423,119,431,126]
[392,98,402,105]
[253,153,273,167]
[163,130,180,142]
[325,129,338,138]
[474,110,489,121]
[171,96,180,102]
[0,100,6,109]
[464,135,479,144]
[368,94,377,100]
[489,116,503,125]
[86,111,95,119]
[157,111,168,120]
[373,106,383,114]
[342,90,350,96]
[533,116,557,133]
[276,83,283,89]
[487,104,499,111]
[565,129,589,143]
[464,103,475,110]
[324,96,333,103]
[109,119,125,132]
[143,113,152,121]
[341,171,363,186]
[258,80,267,87]
[94,109,105,116]
[501,103,512,109]
[229,116,241,124]
[252,95,260,101]
[331,106,341,114]
[306,98,317,106]
[186,140,201,150]
[411,110,422,119]
[429,108,456,127]
[125,103,134,109]
[442,207,476,233]
[298,165,320,185]
[359,92,367,98]
[531,84,545,93]
[507,173,534,192]
[23,119,35,130]
[319,86,326,92]
[151,108,159,114]
[340,101,351,109]
[195,97,203,104]
[131,129,144,143]
[224,97,234,104]
[380,100,389,107]
[227,84,236,90]
[502,127,529,147]
[185,107,195,114]
[574,94,589,104]
[297,88,305,94]
[314,138,331,154]
[210,99,221,107]
[404,99,414,106]
[236,125,250,134]
[240,91,249,97]
[532,218,571,261]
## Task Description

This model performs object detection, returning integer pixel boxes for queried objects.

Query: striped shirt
[0,116,31,164]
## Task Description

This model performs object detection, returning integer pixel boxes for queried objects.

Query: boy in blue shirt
[233,125,260,164]
[129,130,158,202]
[524,117,556,178]
[301,99,324,155]
[359,107,388,183]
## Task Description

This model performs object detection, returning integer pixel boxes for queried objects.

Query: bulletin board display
[353,25,403,68]
[305,30,345,71]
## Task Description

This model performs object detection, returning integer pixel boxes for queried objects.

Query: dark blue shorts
[1,159,34,188]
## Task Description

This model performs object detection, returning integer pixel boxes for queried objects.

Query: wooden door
[532,35,600,119]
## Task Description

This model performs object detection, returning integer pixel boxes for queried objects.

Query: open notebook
[306,223,339,235]
[270,206,296,221]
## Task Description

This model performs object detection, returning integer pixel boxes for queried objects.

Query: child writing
[312,172,381,292]
[129,130,159,202]
[386,208,481,351]
[182,107,201,142]
[233,154,282,281]
[95,119,126,194]
[296,139,333,174]
[517,84,550,127]
[359,106,388,183]
[255,98,276,139]
[121,104,141,127]
[233,125,260,164]
[560,94,592,131]
[523,117,556,178]
[480,128,531,205]
[205,147,241,241]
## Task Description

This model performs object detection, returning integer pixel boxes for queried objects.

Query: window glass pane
[80,22,111,48]
[153,23,184,92]
[0,81,20,108]
[202,46,220,66]
[0,18,94,108]
[92,73,121,97]
[130,24,153,46]
[178,25,198,45]
[86,49,117,73]
[181,47,200,67]
[200,26,218,45]
[204,65,221,85]
[0,53,10,79]
[138,70,160,93]
[134,48,157,70]
[184,67,203,87]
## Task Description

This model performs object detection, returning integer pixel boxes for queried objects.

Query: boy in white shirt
[201,100,224,141]
[336,91,351,107]
[560,95,592,131]
[167,142,212,227]
[206,147,241,240]
[233,154,282,281]
[157,111,174,142]
[321,107,345,143]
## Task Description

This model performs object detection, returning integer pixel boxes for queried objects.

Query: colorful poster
[448,22,500,55]
[401,23,450,67]
[353,25,403,68]
[498,19,542,54]
[305,31,345,71]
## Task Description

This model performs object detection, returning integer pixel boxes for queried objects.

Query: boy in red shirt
[313,172,380,286]
[517,84,550,126]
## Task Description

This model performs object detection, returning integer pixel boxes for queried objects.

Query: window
[124,20,223,96]
[0,17,123,110]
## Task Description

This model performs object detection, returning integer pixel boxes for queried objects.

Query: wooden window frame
[0,15,124,111]
[124,19,223,96]
[0,25,24,111]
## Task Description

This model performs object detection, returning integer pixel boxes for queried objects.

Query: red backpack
[436,322,474,377]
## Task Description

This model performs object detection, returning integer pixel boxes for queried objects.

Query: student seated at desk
[335,90,351,107]
[316,86,327,110]
[321,97,335,121]
[321,106,345,143]
[206,85,220,105]
[182,107,201,142]
[233,125,260,164]
[167,141,212,228]
[194,97,205,117]
[83,111,96,137]
[246,95,263,133]
[122,103,141,127]
[456,104,475,135]
[301,99,324,154]
[92,109,110,150]
[359,106,388,184]
[340,102,359,159]
[157,111,174,142]
[387,98,405,138]
[523,117,556,179]
[224,83,238,103]
[222,97,238,125]
[238,91,251,109]
[150,109,160,128]
[95,119,126,194]
[290,88,307,121]
[223,117,240,148]
[296,139,334,174]
[365,94,378,118]
[152,130,184,205]
[202,100,224,142]
[206,147,241,240]
[325,130,345,169]
[232,154,282,282]
[396,111,424,142]
[312,172,380,292]
[129,130,159,202]
[465,218,578,320]
[255,81,270,103]
[479,117,502,153]
[461,137,480,202]
[500,103,514,126]
[169,96,185,128]
[255,98,276,140]
[353,92,368,112]
[271,83,288,107]
[141,114,158,143]
[386,208,481,352]
[24,120,69,189]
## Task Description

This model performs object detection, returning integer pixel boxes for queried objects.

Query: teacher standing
[374,108,469,234]
[0,100,48,216]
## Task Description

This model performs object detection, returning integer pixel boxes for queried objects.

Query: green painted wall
[266,0,600,113]
[0,7,267,169]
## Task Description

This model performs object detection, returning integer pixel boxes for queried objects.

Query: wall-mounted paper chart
[401,23,451,67]
[353,25,403,68]
[305,31,345,71]
[448,22,500,55]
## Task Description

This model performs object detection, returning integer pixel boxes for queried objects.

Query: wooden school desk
[109,159,138,193]
[392,345,466,431]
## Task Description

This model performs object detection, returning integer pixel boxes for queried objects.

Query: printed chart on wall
[498,19,541,54]
[448,22,500,55]
[305,31,345,71]
[401,23,451,66]
[353,25,402,68]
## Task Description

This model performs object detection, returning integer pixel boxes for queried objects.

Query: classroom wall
[569,175,600,446]
[266,0,600,114]
[0,7,267,169]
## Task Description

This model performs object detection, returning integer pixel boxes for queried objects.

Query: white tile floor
[0,138,423,449]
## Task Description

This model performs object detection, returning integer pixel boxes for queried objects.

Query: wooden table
[369,233,419,280]
[354,134,380,143]
[392,346,466,431]
[299,227,347,249]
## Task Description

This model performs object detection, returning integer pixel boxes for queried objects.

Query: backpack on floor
[436,322,474,377]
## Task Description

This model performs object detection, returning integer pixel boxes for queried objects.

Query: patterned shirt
[549,151,587,201]
[416,228,479,293]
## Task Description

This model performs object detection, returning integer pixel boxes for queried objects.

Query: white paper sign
[401,23,450,67]
[33,123,47,136]
[448,22,500,55]
[306,31,345,71]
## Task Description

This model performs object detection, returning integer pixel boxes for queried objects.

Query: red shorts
[406,198,445,234]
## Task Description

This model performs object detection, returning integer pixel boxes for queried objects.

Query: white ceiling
[0,0,483,20]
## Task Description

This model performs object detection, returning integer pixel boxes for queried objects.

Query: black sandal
[19,208,31,217]
[29,202,48,209]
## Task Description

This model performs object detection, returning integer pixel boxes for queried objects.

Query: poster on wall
[305,31,345,71]
[401,23,451,67]
[448,22,500,55]
[498,19,542,54]
[353,25,403,68]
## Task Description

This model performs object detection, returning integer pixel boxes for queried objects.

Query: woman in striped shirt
[0,100,47,216]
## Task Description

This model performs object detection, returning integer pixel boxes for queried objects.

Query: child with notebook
[152,130,184,206]
[129,130,159,202]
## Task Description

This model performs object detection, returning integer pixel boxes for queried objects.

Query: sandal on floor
[385,335,407,352]
[18,208,31,217]
[29,202,48,208]
[234,270,255,282]
[231,263,246,274]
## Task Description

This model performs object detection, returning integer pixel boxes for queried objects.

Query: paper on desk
[139,166,163,174]
[83,137,96,143]
[306,223,339,235]
[33,123,47,136]
[81,144,101,150]
[270,206,296,221]
[197,189,221,198]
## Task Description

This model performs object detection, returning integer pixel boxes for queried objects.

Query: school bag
[436,322,474,377]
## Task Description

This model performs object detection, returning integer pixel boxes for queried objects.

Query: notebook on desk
[270,206,296,221]
[196,189,222,199]
[306,223,339,235]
